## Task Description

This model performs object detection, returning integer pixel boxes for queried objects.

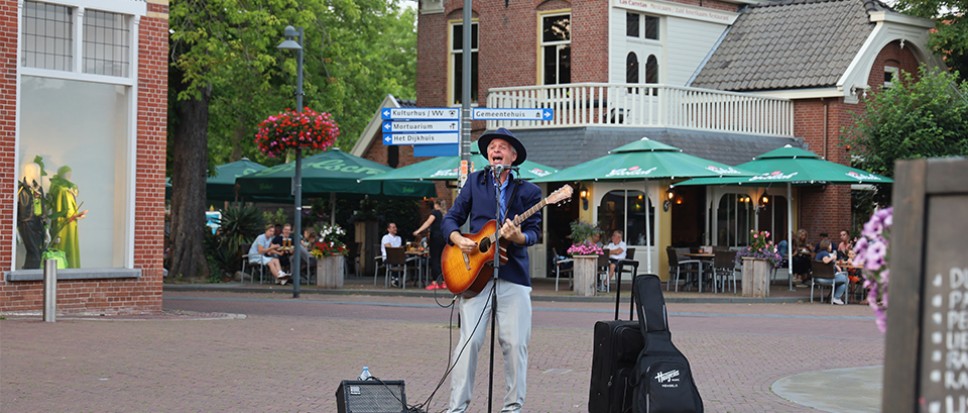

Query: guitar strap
[500,176,522,223]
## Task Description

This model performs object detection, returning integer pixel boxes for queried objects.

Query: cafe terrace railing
[484,83,794,137]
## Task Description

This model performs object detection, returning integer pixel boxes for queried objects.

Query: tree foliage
[844,66,968,206]
[895,0,968,79]
[167,0,416,278]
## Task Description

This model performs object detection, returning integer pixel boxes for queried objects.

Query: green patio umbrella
[360,146,557,182]
[675,145,893,290]
[237,149,435,199]
[531,137,753,184]
[532,137,756,272]
[206,157,267,202]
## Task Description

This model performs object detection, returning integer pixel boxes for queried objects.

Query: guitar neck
[488,197,548,242]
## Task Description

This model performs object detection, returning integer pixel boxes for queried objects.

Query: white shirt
[605,241,627,260]
[381,233,401,261]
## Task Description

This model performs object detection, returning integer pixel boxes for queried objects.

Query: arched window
[626,52,639,84]
[645,54,658,95]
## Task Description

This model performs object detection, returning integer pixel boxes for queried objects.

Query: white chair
[241,253,266,284]
[552,248,573,291]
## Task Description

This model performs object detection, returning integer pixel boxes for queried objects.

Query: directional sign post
[471,108,554,121]
[381,107,461,156]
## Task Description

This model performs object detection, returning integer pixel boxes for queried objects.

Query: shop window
[16,1,136,270]
[596,190,653,246]
[716,194,754,248]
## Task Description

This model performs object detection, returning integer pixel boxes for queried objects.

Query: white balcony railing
[484,83,794,137]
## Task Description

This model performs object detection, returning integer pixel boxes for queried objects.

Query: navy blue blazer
[441,170,543,287]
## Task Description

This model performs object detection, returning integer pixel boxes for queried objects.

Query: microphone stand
[486,164,502,413]
[485,164,512,413]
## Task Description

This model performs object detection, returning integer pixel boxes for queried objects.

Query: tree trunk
[169,87,211,280]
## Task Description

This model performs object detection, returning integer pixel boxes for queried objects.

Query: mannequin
[49,165,86,268]
[17,162,45,269]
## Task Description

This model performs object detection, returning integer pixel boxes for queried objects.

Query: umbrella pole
[646,187,652,273]
[330,193,336,226]
[787,183,794,291]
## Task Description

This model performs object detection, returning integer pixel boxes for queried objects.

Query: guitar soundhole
[479,238,491,253]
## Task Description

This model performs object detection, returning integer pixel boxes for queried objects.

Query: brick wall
[0,1,168,314]
[792,40,918,243]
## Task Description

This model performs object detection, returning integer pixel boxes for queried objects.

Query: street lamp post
[278,25,304,298]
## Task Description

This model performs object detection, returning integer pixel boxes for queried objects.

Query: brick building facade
[1,0,168,314]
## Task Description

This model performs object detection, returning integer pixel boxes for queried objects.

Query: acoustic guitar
[442,185,573,297]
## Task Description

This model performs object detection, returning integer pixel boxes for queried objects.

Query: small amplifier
[335,379,407,413]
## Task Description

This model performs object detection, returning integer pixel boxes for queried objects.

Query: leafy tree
[844,66,968,205]
[895,0,968,80]
[167,0,416,279]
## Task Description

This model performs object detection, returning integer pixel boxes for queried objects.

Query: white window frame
[884,65,898,89]
[447,19,478,106]
[14,0,144,270]
[538,10,571,86]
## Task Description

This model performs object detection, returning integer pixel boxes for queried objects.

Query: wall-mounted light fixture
[760,194,770,205]
[666,187,675,200]
[579,185,589,210]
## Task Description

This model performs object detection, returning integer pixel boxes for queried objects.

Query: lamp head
[277,25,302,51]
[579,185,589,210]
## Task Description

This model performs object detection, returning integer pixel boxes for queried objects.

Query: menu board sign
[883,158,968,413]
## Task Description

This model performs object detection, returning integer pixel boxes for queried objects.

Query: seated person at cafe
[813,232,831,254]
[604,230,627,280]
[836,229,853,261]
[590,232,603,248]
[299,227,317,269]
[381,222,403,286]
[272,223,295,270]
[815,239,849,305]
[792,228,814,285]
[248,223,289,284]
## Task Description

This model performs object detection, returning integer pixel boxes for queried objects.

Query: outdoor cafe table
[405,249,429,287]
[684,253,715,293]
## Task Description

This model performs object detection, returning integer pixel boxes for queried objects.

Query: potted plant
[566,221,603,296]
[311,223,349,288]
[736,229,783,297]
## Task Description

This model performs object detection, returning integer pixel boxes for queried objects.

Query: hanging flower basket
[255,107,340,158]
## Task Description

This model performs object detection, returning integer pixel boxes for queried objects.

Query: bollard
[43,258,57,323]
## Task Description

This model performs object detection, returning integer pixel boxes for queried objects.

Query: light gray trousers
[448,279,532,413]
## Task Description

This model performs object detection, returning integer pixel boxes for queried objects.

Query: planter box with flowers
[736,230,783,298]
[310,223,349,288]
[567,221,604,297]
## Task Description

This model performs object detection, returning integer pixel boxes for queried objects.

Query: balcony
[485,83,794,137]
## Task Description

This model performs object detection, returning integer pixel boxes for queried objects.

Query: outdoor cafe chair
[240,253,265,284]
[712,249,738,294]
[597,249,612,293]
[615,247,638,286]
[667,246,701,292]
[810,260,846,304]
[552,248,573,291]
[384,247,411,289]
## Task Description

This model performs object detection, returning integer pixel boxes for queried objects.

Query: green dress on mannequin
[49,166,82,268]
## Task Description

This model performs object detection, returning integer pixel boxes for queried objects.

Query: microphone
[485,164,508,174]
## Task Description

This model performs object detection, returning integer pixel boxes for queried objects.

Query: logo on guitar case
[654,369,681,387]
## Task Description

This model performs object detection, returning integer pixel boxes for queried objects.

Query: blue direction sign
[381,107,460,120]
[471,108,554,121]
[382,132,460,145]
[382,120,460,133]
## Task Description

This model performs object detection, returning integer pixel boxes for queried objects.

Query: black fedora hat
[477,128,527,166]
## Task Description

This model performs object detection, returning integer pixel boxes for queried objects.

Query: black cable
[410,281,497,413]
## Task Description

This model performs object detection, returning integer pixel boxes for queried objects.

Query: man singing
[442,128,542,412]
